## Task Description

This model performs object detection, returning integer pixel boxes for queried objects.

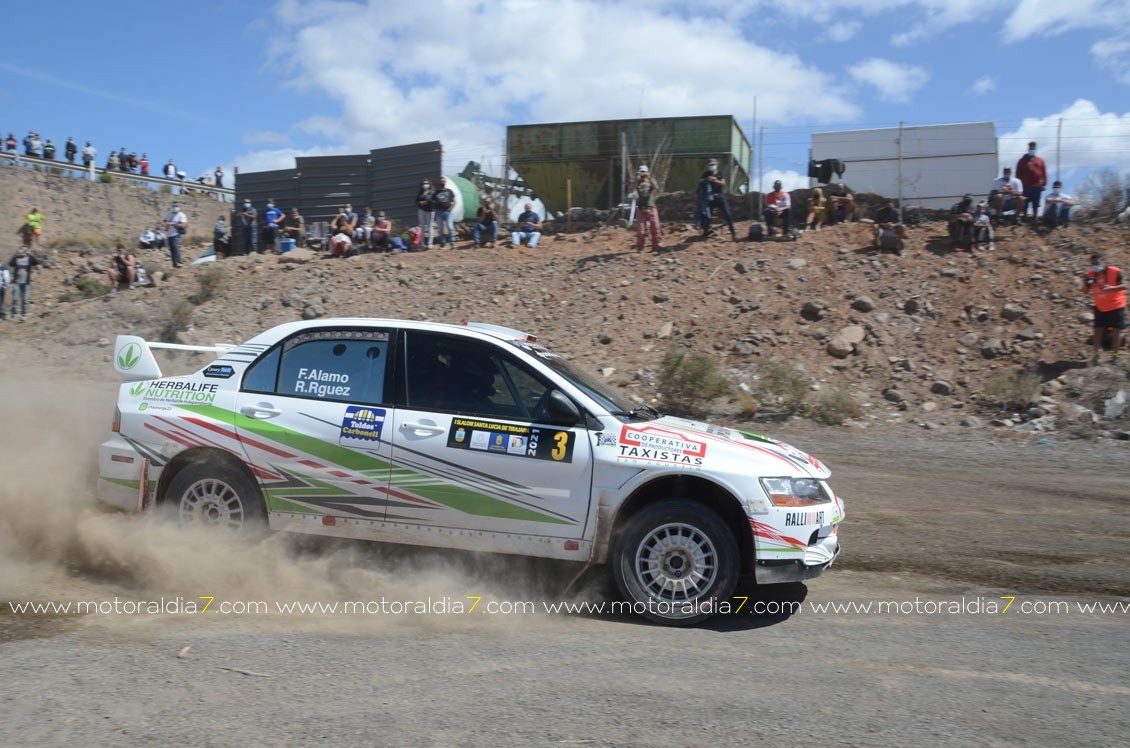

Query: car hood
[642,415,832,479]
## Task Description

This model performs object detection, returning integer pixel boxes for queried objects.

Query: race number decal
[448,418,574,463]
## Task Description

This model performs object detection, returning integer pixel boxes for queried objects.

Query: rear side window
[244,330,391,405]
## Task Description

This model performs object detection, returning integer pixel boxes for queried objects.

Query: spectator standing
[433,177,457,248]
[633,165,661,251]
[415,180,437,249]
[64,137,77,163]
[282,208,305,248]
[24,208,44,248]
[373,210,391,250]
[1084,252,1126,365]
[8,246,39,321]
[5,133,16,153]
[81,140,96,175]
[1043,181,1074,228]
[698,159,737,240]
[0,263,9,319]
[139,153,149,176]
[214,166,224,188]
[24,131,43,157]
[762,180,792,237]
[1015,141,1047,219]
[213,216,230,257]
[473,200,498,248]
[990,167,1027,221]
[107,150,120,171]
[43,140,56,160]
[806,187,826,230]
[237,198,259,255]
[106,244,137,291]
[119,148,131,172]
[163,202,188,268]
[512,203,543,247]
[262,198,285,254]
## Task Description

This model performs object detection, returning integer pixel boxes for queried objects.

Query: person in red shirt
[1015,141,1047,220]
[1083,252,1127,365]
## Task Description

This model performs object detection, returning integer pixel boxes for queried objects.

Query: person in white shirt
[990,167,1027,220]
[138,228,156,250]
[762,180,793,236]
[1042,180,1075,228]
[163,203,188,267]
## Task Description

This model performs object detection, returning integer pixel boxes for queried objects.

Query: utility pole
[897,120,904,207]
[1056,117,1062,182]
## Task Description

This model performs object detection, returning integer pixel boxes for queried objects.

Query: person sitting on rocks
[1042,181,1074,228]
[949,194,975,249]
[473,200,498,248]
[872,200,907,252]
[138,228,156,250]
[971,202,994,252]
[826,183,855,225]
[990,166,1026,223]
[283,207,306,247]
[511,203,542,247]
[762,180,792,237]
[106,244,136,291]
[372,210,392,251]
[806,187,826,230]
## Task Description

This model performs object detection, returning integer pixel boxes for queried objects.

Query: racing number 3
[551,431,569,461]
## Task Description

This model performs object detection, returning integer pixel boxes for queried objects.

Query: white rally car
[99,319,843,624]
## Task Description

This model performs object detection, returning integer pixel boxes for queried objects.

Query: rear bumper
[97,435,153,512]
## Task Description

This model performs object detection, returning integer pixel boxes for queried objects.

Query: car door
[387,330,593,537]
[232,327,396,521]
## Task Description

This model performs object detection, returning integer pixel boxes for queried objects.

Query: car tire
[612,499,740,626]
[163,462,265,535]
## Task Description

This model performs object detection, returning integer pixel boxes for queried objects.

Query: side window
[245,330,390,405]
[405,332,551,419]
[499,358,554,419]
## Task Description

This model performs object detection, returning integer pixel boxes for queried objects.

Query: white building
[811,122,998,209]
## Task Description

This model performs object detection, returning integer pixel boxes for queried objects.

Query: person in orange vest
[1083,252,1126,365]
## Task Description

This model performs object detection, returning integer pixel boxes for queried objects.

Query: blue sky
[2,0,1128,196]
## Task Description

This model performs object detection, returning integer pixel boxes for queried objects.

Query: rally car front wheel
[164,462,265,534]
[612,500,739,626]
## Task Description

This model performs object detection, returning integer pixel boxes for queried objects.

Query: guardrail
[1,150,235,202]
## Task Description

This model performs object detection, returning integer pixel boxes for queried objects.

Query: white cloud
[759,169,808,192]
[1000,1,1130,82]
[848,58,930,102]
[826,21,862,43]
[252,0,858,175]
[242,131,290,146]
[997,99,1130,180]
[971,76,996,95]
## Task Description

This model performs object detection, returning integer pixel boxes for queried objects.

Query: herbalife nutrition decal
[132,380,219,404]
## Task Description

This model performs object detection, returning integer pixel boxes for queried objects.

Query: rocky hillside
[3,165,1129,440]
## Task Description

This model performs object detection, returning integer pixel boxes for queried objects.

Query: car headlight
[760,477,828,507]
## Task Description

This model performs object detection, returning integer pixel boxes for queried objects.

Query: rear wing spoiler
[112,335,236,381]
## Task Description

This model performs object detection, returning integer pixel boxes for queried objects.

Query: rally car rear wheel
[612,500,739,625]
[164,463,265,534]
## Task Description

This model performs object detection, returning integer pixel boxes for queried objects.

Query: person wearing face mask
[1083,252,1126,365]
[237,198,259,255]
[8,246,40,321]
[163,202,188,268]
[262,198,285,254]
[415,179,437,249]
[1015,141,1047,220]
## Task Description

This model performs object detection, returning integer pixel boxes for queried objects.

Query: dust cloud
[0,373,583,635]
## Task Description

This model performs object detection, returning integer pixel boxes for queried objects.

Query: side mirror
[546,390,580,428]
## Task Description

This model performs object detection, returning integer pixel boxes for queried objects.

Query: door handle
[241,404,282,419]
[401,421,446,435]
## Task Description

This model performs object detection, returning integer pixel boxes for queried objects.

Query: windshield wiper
[610,405,660,421]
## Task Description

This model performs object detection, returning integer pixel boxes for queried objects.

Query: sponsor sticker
[617,425,707,467]
[130,379,220,404]
[447,417,574,463]
[203,364,236,379]
[339,406,385,447]
[595,432,617,447]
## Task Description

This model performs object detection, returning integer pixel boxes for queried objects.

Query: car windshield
[510,341,656,421]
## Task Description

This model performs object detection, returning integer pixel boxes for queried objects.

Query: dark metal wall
[233,141,443,243]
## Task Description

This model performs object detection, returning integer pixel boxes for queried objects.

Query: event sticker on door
[340,406,386,447]
[618,424,707,467]
[448,417,574,463]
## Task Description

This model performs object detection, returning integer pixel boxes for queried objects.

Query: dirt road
[2,371,1128,746]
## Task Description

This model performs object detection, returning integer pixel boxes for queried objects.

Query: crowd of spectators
[4,127,226,196]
